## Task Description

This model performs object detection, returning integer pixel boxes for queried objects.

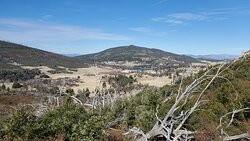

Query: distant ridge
[189,54,238,61]
[0,41,87,69]
[77,45,199,67]
[62,54,82,57]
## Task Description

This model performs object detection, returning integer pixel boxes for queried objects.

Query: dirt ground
[0,95,36,106]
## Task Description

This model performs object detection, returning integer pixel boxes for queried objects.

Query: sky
[0,0,250,55]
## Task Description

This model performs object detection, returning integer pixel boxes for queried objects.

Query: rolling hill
[0,41,87,69]
[77,45,199,67]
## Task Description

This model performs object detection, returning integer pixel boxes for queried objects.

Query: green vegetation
[65,88,75,95]
[39,73,50,78]
[1,84,6,90]
[0,99,108,140]
[108,75,136,92]
[47,66,73,74]
[0,69,41,82]
[12,82,22,89]
[82,88,90,98]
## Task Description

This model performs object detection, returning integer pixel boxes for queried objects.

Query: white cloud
[169,13,207,21]
[129,27,152,33]
[153,0,169,6]
[42,15,54,20]
[152,13,208,25]
[129,27,166,36]
[152,18,184,24]
[0,18,130,42]
[152,7,250,25]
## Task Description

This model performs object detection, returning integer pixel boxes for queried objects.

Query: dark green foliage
[216,83,233,104]
[1,84,6,90]
[102,82,107,88]
[123,89,162,132]
[0,99,107,140]
[109,75,135,87]
[65,88,74,95]
[0,107,37,140]
[12,82,22,89]
[108,75,136,92]
[82,88,90,97]
[0,69,41,82]
[40,73,50,78]
[47,66,73,74]
[124,101,136,127]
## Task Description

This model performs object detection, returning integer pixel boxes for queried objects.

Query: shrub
[0,69,41,82]
[12,82,22,89]
[65,88,74,95]
[0,99,108,140]
[1,84,6,90]
[40,73,50,78]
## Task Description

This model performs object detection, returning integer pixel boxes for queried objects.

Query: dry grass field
[20,65,174,96]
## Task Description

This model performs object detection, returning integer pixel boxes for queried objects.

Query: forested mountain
[0,41,87,69]
[0,41,200,69]
[77,45,199,67]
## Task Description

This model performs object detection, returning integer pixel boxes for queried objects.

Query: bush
[0,108,37,140]
[40,73,50,78]
[0,99,108,140]
[1,84,6,90]
[12,82,22,89]
[0,69,41,82]
[65,88,74,95]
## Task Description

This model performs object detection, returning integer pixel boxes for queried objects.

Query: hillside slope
[118,51,250,140]
[77,45,199,67]
[0,41,87,68]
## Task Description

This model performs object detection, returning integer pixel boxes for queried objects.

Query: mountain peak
[77,45,199,67]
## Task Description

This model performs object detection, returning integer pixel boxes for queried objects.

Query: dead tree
[125,64,226,141]
[217,107,250,141]
[125,51,250,141]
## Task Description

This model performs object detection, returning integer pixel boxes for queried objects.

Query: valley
[0,41,248,141]
[0,1,249,140]
[0,41,209,95]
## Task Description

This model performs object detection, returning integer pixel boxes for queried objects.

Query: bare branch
[223,133,250,141]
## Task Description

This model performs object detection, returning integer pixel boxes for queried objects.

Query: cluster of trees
[0,69,41,82]
[108,75,137,93]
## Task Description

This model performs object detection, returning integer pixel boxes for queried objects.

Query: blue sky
[0,0,250,55]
